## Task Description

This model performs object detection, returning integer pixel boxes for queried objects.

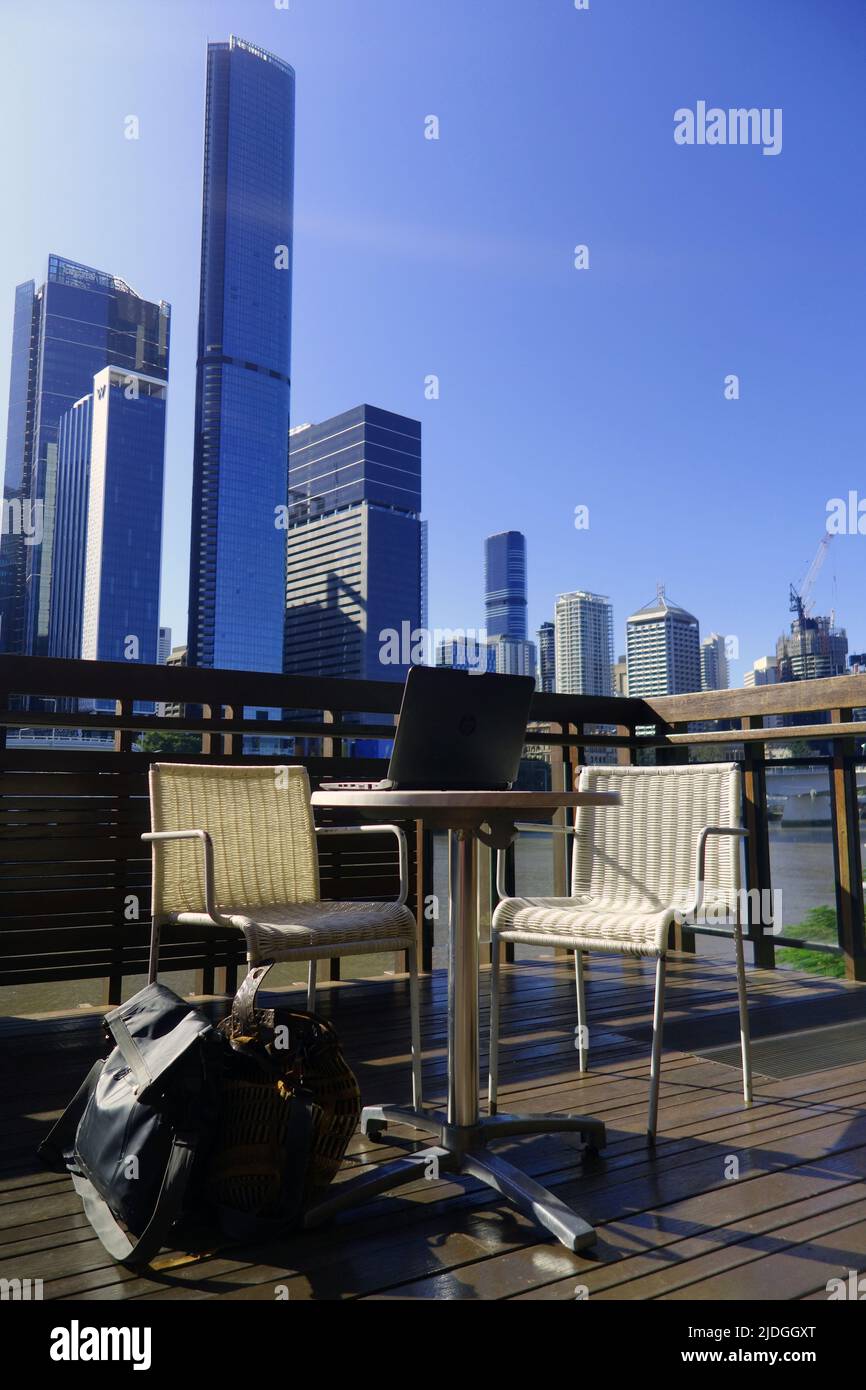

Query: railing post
[741,715,775,969]
[830,710,866,982]
[106,697,135,1006]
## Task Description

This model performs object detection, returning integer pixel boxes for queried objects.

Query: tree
[135,730,202,755]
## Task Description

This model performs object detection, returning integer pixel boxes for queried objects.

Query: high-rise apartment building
[285,405,423,682]
[701,632,730,691]
[187,37,296,672]
[537,621,556,693]
[626,587,701,697]
[0,255,169,655]
[485,531,527,641]
[554,591,614,696]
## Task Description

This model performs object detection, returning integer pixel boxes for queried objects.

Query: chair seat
[175,899,417,961]
[492,895,681,957]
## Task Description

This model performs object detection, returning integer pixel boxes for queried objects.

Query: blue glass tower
[0,256,170,655]
[49,395,93,659]
[80,368,167,664]
[485,531,528,641]
[285,405,423,682]
[187,36,296,672]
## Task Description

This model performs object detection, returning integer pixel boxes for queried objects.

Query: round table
[304,788,620,1252]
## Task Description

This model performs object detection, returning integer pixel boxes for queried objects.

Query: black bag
[38,983,227,1268]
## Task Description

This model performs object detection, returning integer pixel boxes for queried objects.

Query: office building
[701,632,730,691]
[157,627,172,664]
[487,634,536,678]
[743,656,778,689]
[187,37,296,672]
[0,255,169,655]
[436,634,495,673]
[612,653,628,697]
[485,531,527,640]
[537,621,556,693]
[776,614,848,682]
[626,587,701,697]
[78,368,167,664]
[285,405,423,682]
[554,591,614,696]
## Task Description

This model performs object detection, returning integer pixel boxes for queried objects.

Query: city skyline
[0,2,864,687]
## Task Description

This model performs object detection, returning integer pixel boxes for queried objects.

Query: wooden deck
[3,954,866,1302]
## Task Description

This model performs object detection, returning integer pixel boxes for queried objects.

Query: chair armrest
[692,826,749,919]
[495,822,578,899]
[315,823,409,907]
[141,829,233,928]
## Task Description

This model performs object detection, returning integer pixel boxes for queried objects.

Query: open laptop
[321,665,535,792]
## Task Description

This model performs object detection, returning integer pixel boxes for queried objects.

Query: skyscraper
[700,632,730,691]
[626,586,701,697]
[537,620,556,693]
[187,36,295,672]
[485,531,527,641]
[554,591,614,696]
[0,256,169,655]
[285,405,423,682]
[79,368,167,664]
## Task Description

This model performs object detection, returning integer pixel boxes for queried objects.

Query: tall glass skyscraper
[285,405,423,682]
[0,256,170,655]
[187,37,296,672]
[485,531,528,641]
[81,369,167,663]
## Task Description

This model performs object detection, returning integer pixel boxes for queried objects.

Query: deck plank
[1,954,865,1301]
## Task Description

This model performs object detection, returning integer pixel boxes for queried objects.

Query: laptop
[321,665,535,792]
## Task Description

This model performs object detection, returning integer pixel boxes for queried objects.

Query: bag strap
[70,1128,199,1267]
[232,962,275,1036]
[38,1060,103,1171]
[107,1013,153,1093]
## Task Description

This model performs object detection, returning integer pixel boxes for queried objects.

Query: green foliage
[135,730,202,755]
[777,904,845,978]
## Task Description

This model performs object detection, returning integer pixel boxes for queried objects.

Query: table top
[308,795,619,811]
[311,788,620,832]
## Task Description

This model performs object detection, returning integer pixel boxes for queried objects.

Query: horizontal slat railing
[1,657,866,998]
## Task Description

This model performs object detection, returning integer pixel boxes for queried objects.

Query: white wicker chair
[489,763,752,1140]
[142,763,422,1107]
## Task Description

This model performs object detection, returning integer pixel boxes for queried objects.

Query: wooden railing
[1,655,865,1006]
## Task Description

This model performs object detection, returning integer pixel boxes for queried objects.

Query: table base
[304,1105,606,1252]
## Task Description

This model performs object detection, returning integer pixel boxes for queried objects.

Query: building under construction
[776,613,848,682]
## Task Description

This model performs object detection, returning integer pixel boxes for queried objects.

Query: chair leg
[147,917,162,985]
[647,956,666,1143]
[408,943,423,1110]
[734,915,753,1106]
[487,932,501,1115]
[575,951,588,1072]
[306,959,317,1014]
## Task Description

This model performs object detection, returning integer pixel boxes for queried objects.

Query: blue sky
[1,0,864,682]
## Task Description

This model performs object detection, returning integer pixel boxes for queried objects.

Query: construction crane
[788,532,835,679]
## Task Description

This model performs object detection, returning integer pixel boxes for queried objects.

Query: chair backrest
[574,763,742,915]
[148,764,320,916]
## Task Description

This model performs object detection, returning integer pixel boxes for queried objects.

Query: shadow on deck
[2,955,866,1301]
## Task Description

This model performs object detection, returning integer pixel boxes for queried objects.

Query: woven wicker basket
[207,1006,360,1217]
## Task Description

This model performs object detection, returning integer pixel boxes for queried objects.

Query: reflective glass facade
[0,256,169,654]
[49,395,93,659]
[285,406,423,683]
[81,369,167,665]
[485,531,528,640]
[187,37,295,671]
